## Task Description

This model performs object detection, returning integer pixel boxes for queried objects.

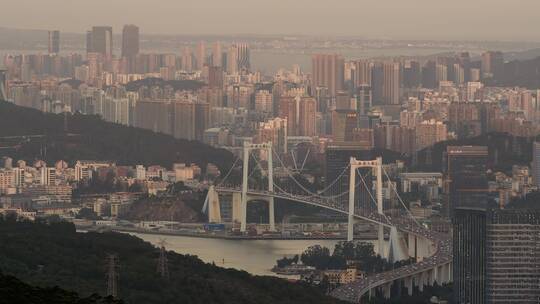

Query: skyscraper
[212,41,222,67]
[382,61,400,105]
[532,141,540,188]
[182,47,193,72]
[371,63,384,105]
[446,145,489,210]
[454,208,540,304]
[312,54,344,97]
[485,209,540,303]
[48,30,60,54]
[279,95,316,136]
[352,60,372,90]
[196,41,206,70]
[236,43,250,72]
[121,25,139,58]
[86,31,93,53]
[90,26,113,58]
[453,208,487,304]
[226,44,238,75]
[481,51,504,79]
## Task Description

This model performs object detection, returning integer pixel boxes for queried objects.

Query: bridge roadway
[215,186,452,303]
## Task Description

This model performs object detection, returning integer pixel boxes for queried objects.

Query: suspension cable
[382,166,421,227]
[272,148,352,199]
[215,156,241,187]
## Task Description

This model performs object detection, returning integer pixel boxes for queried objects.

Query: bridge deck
[215,186,452,303]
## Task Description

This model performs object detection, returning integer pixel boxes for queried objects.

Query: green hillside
[0,217,344,304]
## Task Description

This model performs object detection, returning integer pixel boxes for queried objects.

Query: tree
[76,208,101,220]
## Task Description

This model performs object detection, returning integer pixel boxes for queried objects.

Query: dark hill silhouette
[0,101,233,172]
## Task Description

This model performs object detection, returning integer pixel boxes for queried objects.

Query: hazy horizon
[3,0,540,41]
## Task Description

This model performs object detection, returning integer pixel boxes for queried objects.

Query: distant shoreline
[77,224,380,241]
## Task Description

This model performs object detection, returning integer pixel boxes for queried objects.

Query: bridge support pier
[207,185,222,223]
[418,272,426,292]
[408,233,417,261]
[430,266,439,285]
[382,282,392,299]
[405,276,413,296]
[232,192,242,224]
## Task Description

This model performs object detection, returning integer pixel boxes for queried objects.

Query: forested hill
[415,132,534,173]
[0,217,345,304]
[0,101,234,172]
[0,272,122,304]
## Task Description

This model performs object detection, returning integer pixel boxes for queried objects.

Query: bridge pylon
[240,141,275,232]
[348,157,385,259]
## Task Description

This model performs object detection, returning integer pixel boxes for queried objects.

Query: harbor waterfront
[128,231,386,277]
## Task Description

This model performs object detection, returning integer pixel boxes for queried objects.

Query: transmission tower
[106,254,119,298]
[157,239,169,279]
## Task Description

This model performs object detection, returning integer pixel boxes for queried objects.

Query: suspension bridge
[202,141,452,303]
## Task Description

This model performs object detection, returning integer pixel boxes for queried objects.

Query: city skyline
[3,0,540,41]
[2,2,540,303]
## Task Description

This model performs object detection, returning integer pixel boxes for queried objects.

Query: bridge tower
[240,141,275,232]
[348,157,385,258]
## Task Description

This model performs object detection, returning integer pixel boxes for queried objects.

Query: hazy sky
[3,0,540,41]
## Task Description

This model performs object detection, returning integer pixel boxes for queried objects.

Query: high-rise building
[332,110,358,142]
[371,63,384,105]
[415,120,448,151]
[446,145,489,210]
[403,60,421,88]
[354,85,372,115]
[485,209,540,303]
[435,64,448,85]
[90,26,113,58]
[86,31,93,54]
[481,51,504,79]
[352,60,372,87]
[256,117,288,154]
[226,43,250,74]
[173,101,196,140]
[453,208,487,304]
[182,47,193,72]
[254,90,273,113]
[207,66,223,88]
[236,43,250,72]
[226,44,238,75]
[421,60,437,89]
[212,41,222,67]
[454,208,540,304]
[135,100,173,135]
[382,61,400,105]
[196,41,206,70]
[48,30,60,54]
[121,25,139,58]
[312,54,345,97]
[194,102,210,141]
[532,141,540,188]
[279,95,316,136]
